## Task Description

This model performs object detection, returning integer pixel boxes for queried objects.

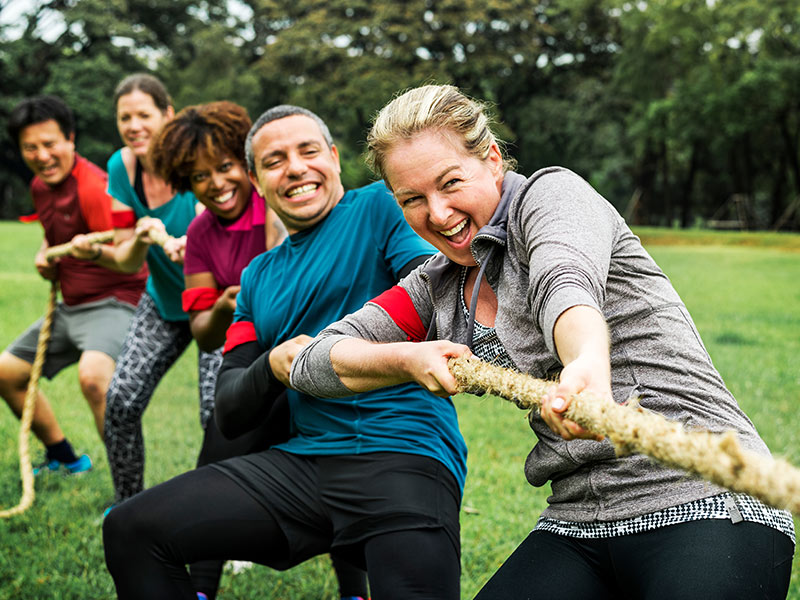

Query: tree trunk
[680,142,698,228]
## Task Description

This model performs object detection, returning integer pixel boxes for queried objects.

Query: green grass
[0,221,798,598]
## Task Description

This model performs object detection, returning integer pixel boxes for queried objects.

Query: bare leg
[0,350,65,445]
[77,350,115,439]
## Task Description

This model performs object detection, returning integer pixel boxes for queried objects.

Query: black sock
[46,439,79,463]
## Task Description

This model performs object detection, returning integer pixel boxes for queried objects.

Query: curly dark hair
[149,101,252,192]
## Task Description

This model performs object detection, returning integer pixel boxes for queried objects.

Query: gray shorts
[5,297,136,379]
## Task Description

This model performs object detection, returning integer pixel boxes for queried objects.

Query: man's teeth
[287,183,317,198]
[441,220,467,237]
[214,190,234,204]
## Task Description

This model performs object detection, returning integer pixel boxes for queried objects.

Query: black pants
[474,520,794,600]
[189,398,366,599]
[104,459,460,600]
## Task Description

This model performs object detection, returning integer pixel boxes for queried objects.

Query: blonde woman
[291,84,795,600]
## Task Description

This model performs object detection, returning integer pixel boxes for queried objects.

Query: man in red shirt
[0,95,147,475]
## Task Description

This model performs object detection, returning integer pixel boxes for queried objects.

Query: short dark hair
[245,105,333,172]
[7,95,75,144]
[149,101,252,192]
[113,73,172,113]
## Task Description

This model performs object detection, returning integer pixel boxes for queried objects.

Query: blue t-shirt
[107,149,197,321]
[235,182,468,490]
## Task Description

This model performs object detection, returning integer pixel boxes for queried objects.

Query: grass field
[0,220,798,599]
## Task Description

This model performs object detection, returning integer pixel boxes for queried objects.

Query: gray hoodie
[292,167,770,522]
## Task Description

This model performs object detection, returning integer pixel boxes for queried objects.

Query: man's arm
[397,254,430,280]
[215,330,310,439]
[34,238,57,281]
[68,199,150,272]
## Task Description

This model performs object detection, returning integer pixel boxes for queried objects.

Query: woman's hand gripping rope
[448,355,800,515]
[134,217,184,262]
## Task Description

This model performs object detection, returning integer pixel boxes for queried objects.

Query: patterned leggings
[104,293,222,503]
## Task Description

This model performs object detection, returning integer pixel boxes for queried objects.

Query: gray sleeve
[290,301,415,398]
[516,169,620,355]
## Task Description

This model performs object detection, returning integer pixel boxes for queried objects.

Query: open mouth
[38,164,59,177]
[127,135,148,148]
[441,219,468,237]
[213,190,235,205]
[286,183,319,199]
[439,218,471,245]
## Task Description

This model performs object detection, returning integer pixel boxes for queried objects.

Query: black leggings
[474,521,794,600]
[190,403,367,599]
[104,467,459,600]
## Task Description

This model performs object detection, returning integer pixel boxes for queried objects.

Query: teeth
[441,220,467,237]
[214,190,234,204]
[287,183,317,198]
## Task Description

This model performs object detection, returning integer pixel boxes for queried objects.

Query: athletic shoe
[33,453,92,476]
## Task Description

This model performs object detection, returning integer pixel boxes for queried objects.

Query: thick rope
[44,230,114,261]
[138,220,172,248]
[0,282,58,518]
[449,355,800,515]
[44,222,174,262]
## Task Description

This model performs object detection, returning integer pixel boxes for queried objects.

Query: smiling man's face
[19,119,75,187]
[248,115,345,235]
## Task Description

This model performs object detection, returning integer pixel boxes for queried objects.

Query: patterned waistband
[534,493,795,544]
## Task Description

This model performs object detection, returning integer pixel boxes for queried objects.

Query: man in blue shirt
[104,105,467,600]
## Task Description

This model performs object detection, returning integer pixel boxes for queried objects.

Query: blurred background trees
[2,0,799,229]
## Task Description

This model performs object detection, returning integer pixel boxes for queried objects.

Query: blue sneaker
[33,453,92,476]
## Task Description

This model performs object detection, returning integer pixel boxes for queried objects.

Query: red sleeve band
[182,287,223,312]
[223,321,258,354]
[18,212,39,223]
[368,285,427,343]
[112,209,136,228]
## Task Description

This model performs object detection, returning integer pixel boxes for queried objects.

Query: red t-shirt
[32,154,147,306]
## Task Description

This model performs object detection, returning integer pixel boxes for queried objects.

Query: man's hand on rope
[35,249,58,280]
[68,233,103,261]
[542,353,608,442]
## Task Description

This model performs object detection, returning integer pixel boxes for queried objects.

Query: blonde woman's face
[384,129,504,266]
[116,90,173,158]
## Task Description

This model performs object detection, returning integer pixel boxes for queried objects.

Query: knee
[103,499,162,568]
[0,353,31,396]
[104,502,144,569]
[78,372,107,406]
[104,380,147,426]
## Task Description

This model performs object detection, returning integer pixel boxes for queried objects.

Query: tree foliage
[1,0,799,228]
